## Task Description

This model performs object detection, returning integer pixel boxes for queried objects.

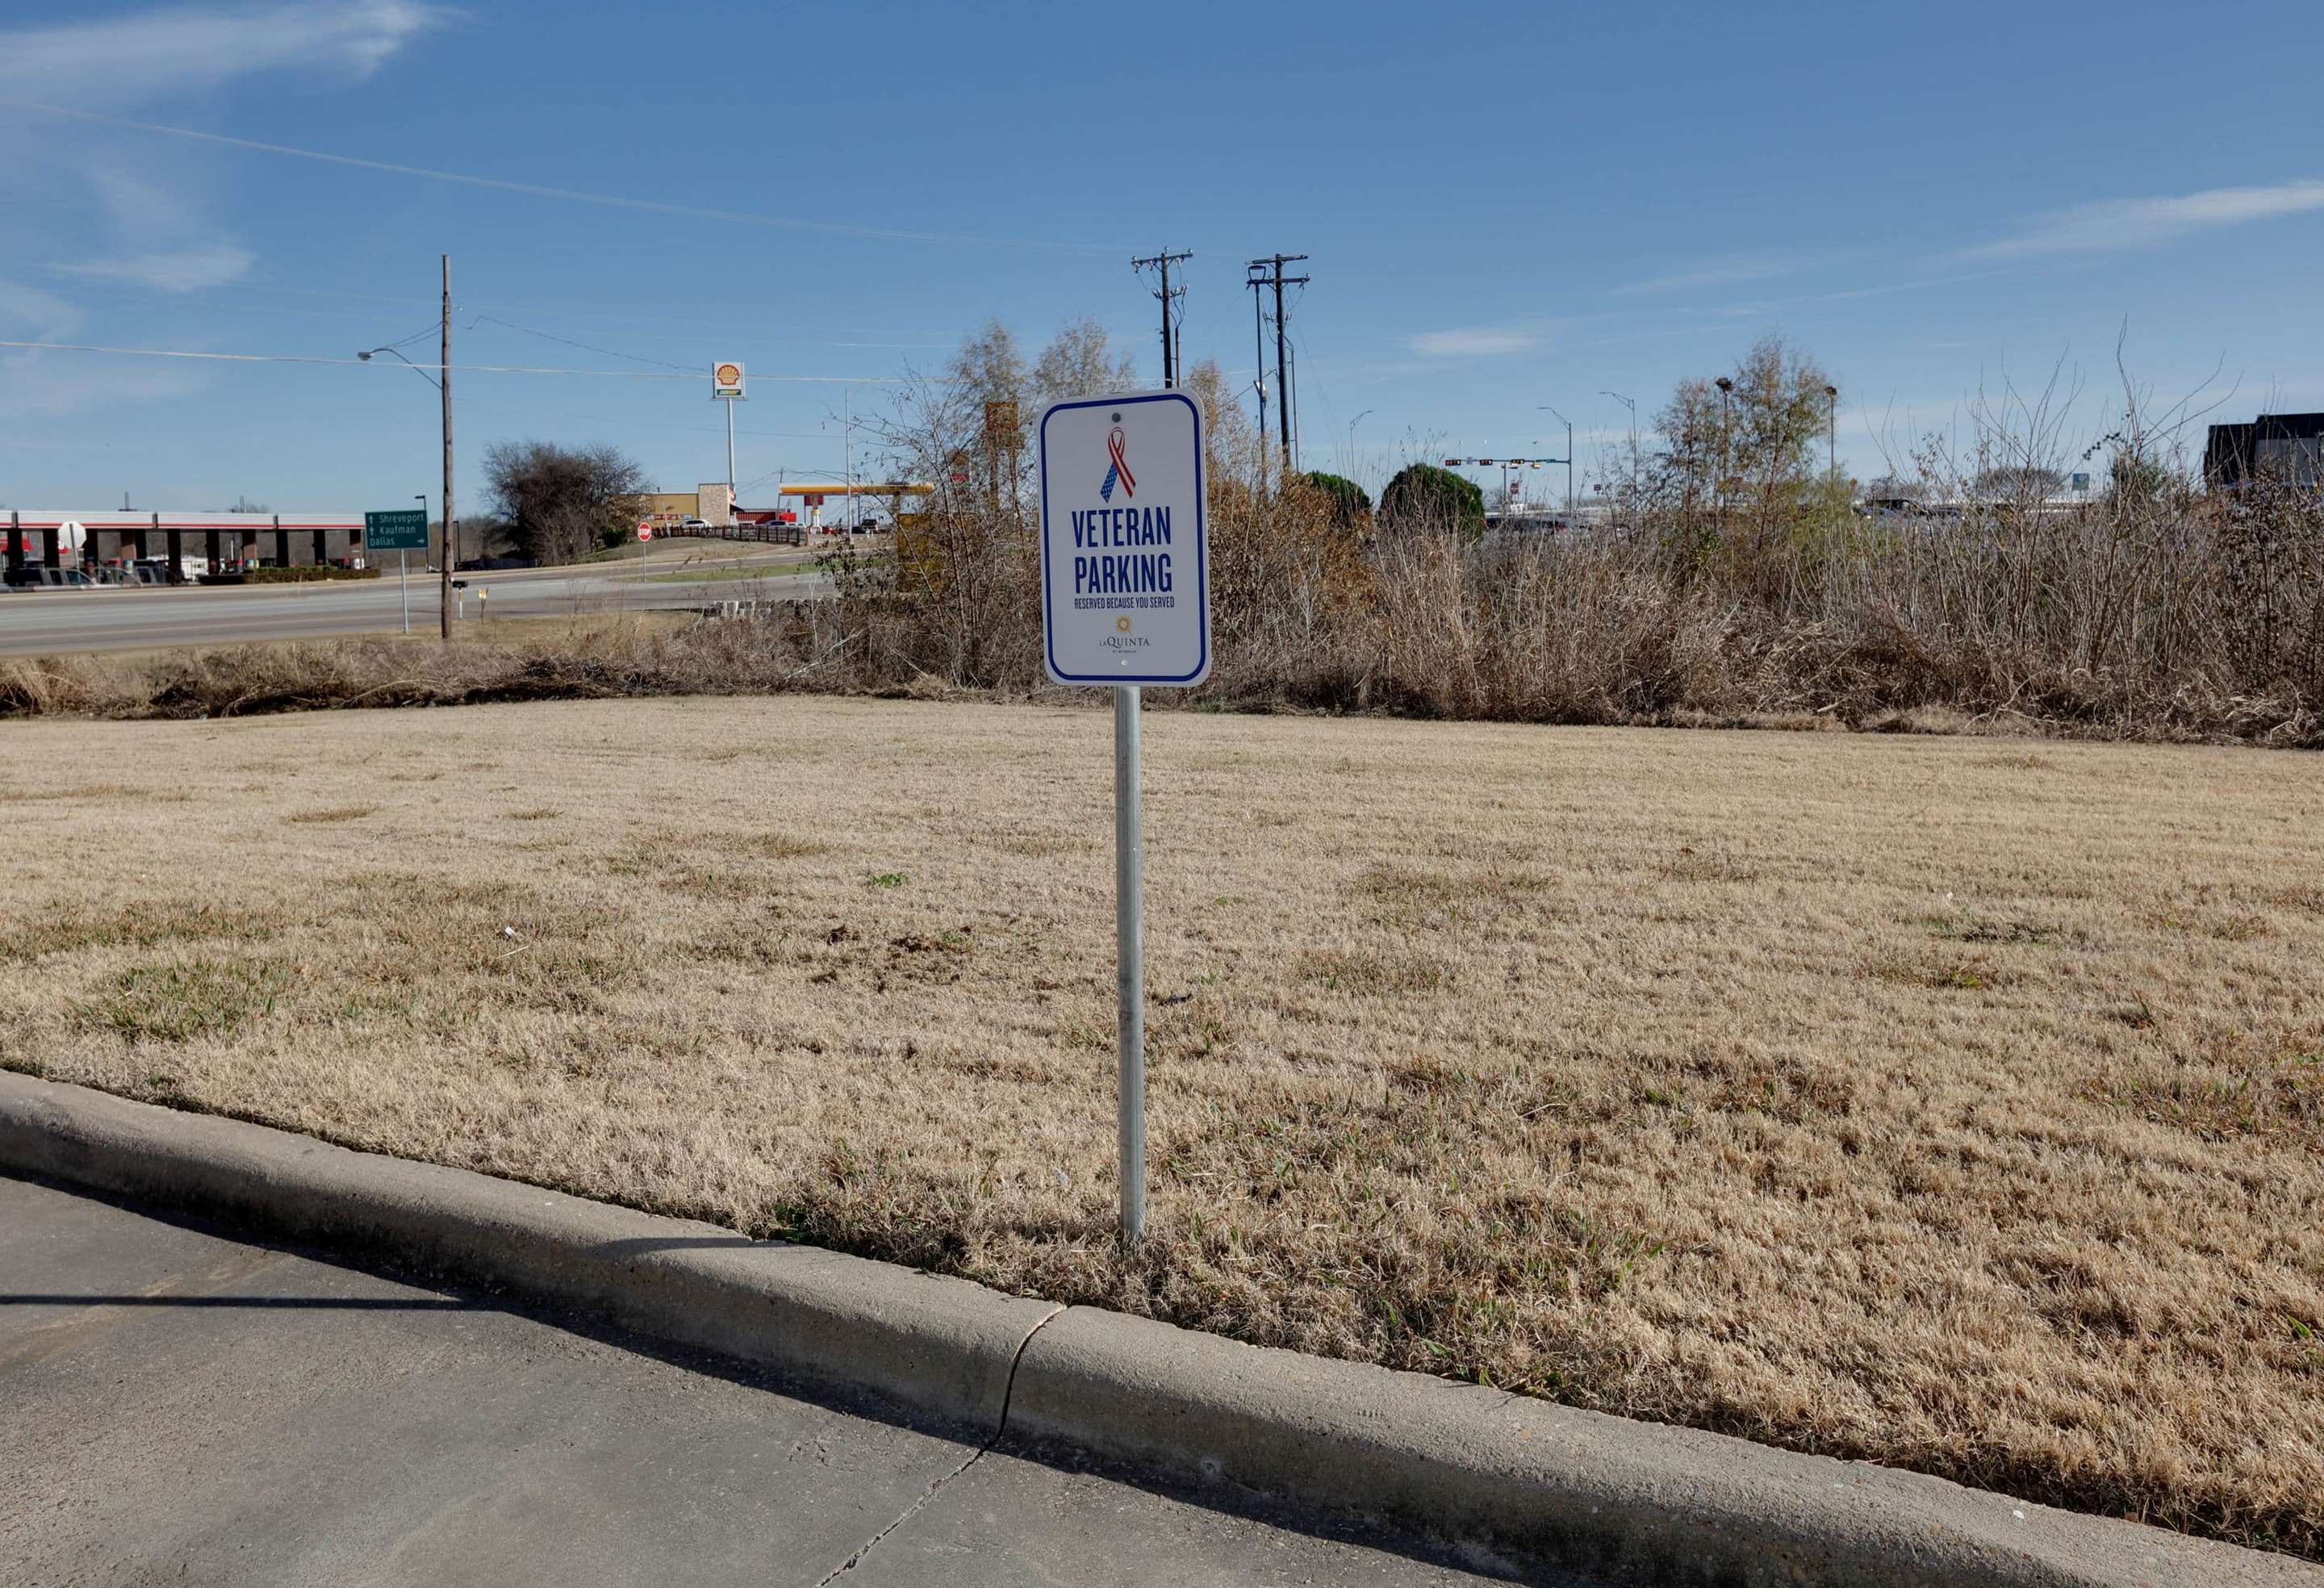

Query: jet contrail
[0,98,1111,255]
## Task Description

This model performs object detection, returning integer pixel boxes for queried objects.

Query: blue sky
[3,0,2322,512]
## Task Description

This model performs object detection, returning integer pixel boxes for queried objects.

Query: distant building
[2,508,362,579]
[2205,412,2324,489]
[637,485,741,530]
[637,490,704,530]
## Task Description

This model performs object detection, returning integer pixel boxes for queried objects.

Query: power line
[36,268,968,345]
[0,98,1114,256]
[27,275,959,353]
[1131,249,1192,388]
[466,315,696,373]
[382,317,443,352]
[0,341,894,382]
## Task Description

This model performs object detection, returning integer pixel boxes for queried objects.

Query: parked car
[130,556,207,585]
[679,516,711,532]
[3,566,94,589]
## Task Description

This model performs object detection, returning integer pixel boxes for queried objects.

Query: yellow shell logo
[1116,616,1133,633]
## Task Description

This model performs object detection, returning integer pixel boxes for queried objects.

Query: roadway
[0,1174,1524,1587]
[0,544,826,656]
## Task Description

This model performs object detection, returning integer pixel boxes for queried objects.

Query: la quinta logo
[1104,611,1149,652]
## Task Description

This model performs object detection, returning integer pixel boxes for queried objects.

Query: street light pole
[1538,404,1574,512]
[1824,383,1838,478]
[357,268,451,641]
[1715,376,1734,521]
[1601,390,1638,517]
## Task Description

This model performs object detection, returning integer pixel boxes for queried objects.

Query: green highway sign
[365,509,429,551]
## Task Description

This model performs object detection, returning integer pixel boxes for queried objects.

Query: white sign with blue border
[1038,390,1210,687]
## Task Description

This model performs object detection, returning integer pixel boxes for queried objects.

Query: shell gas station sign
[712,361,746,399]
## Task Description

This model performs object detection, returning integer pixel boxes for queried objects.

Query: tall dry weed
[6,466,2318,745]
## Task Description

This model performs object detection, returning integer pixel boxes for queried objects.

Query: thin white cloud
[0,6,445,305]
[0,349,210,421]
[1613,252,1855,295]
[52,244,255,291]
[1409,324,1553,357]
[0,100,1118,255]
[0,281,204,419]
[90,169,196,232]
[0,278,83,341]
[1962,179,2324,259]
[0,1,444,102]
[1703,269,2013,320]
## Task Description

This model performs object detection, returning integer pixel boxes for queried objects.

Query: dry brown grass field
[2,696,2318,1555]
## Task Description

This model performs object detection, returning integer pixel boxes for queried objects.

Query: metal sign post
[1037,391,1210,1243]
[1114,683,1144,1237]
[365,509,429,635]
[713,361,746,520]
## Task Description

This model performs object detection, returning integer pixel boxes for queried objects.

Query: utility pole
[1131,249,1193,389]
[1247,254,1309,474]
[440,254,454,641]
[1249,278,1269,498]
[1824,383,1839,478]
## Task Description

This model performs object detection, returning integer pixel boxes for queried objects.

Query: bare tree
[1973,464,2066,499]
[1178,357,1260,485]
[948,319,1028,414]
[482,440,648,567]
[1030,317,1139,410]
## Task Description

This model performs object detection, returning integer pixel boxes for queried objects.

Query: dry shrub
[0,616,833,721]
[822,468,2323,744]
[6,469,2319,748]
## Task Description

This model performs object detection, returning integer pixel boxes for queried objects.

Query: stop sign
[637,523,654,542]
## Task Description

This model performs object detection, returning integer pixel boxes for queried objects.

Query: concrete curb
[0,1072,1051,1433]
[2,1072,2311,1588]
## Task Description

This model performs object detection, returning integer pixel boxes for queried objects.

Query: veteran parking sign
[1037,391,1211,687]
